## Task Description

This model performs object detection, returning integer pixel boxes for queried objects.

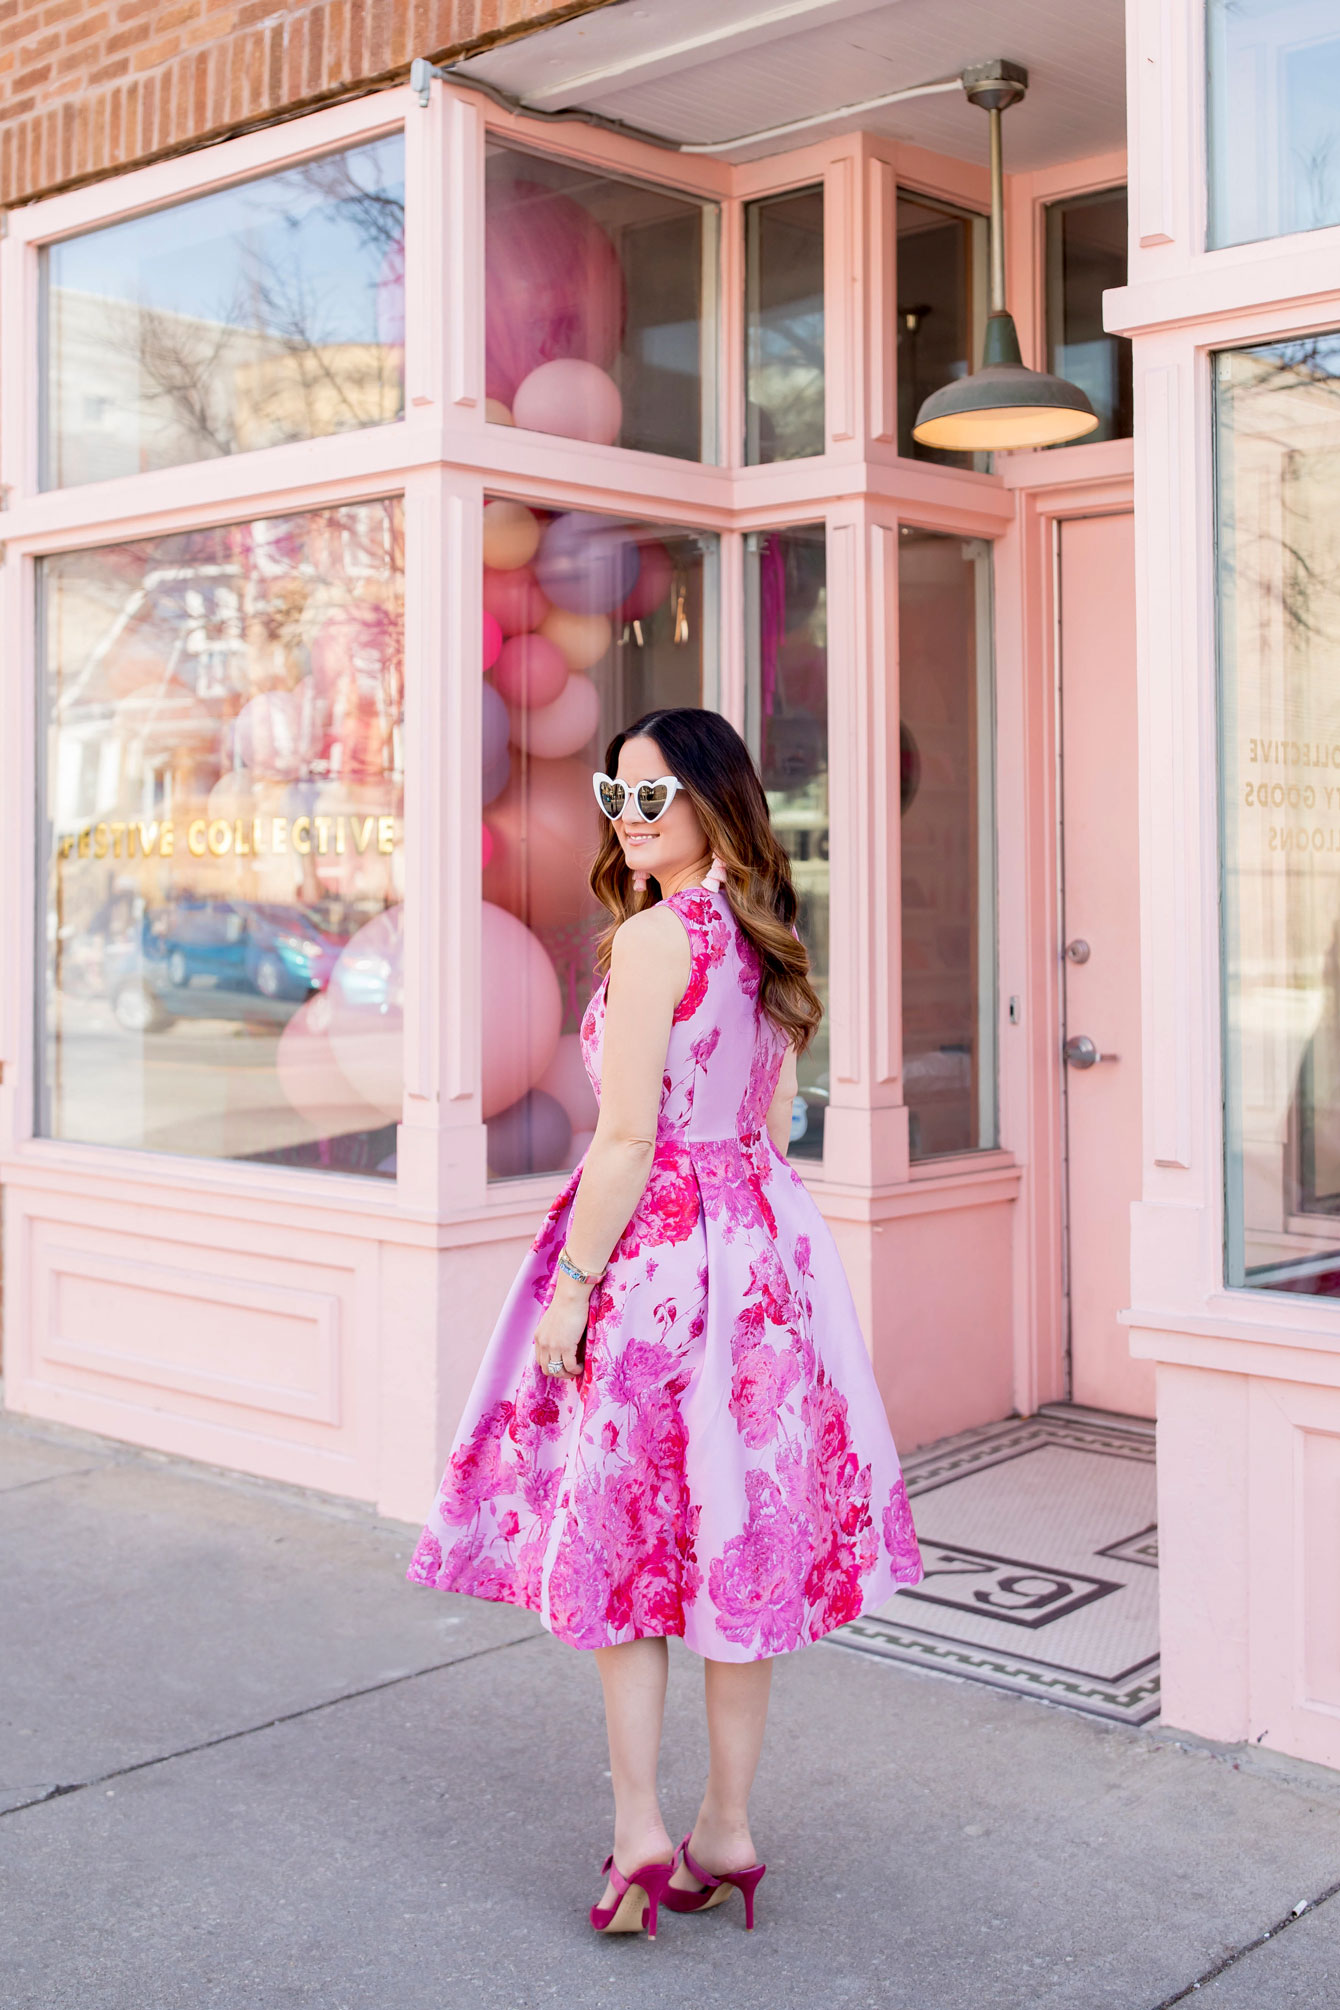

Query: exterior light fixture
[912,60,1099,452]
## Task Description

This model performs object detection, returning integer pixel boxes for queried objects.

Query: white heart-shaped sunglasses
[592,772,686,824]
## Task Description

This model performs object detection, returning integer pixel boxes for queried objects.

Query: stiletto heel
[663,1835,767,1928]
[589,1856,673,1938]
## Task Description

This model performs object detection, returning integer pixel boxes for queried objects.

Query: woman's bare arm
[532,905,690,1377]
[765,1045,800,1157]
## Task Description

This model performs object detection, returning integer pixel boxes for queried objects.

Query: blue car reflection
[145,898,345,1003]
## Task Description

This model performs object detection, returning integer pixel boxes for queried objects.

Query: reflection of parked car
[147,899,346,1003]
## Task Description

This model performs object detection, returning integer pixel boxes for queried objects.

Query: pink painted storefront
[4,0,1340,1769]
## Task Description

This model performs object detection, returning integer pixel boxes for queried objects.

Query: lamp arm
[988,104,1007,318]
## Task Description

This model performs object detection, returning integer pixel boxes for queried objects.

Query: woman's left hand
[533,1281,590,1381]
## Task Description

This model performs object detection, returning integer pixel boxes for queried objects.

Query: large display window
[484,143,716,462]
[898,527,997,1160]
[743,187,825,465]
[746,524,829,1158]
[480,499,717,1178]
[1045,188,1132,444]
[1207,0,1340,249]
[41,134,405,489]
[1217,334,1340,1294]
[38,498,405,1176]
[895,193,987,469]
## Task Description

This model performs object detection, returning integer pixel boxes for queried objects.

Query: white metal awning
[447,0,1126,168]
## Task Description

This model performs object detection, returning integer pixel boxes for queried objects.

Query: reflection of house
[47,289,400,484]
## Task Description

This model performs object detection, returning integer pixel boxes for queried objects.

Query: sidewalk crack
[1149,1876,1340,2007]
[0,1627,540,1821]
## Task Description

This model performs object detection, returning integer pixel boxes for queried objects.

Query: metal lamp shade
[912,311,1099,452]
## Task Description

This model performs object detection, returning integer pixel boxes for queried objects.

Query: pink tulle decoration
[482,565,550,638]
[620,539,674,621]
[485,178,627,407]
[512,359,622,446]
[493,632,569,711]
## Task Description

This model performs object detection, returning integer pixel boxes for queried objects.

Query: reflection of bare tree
[1295,132,1337,234]
[134,304,237,460]
[297,151,405,255]
[1220,340,1340,644]
[87,143,405,469]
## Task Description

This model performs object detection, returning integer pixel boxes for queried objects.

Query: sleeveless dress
[407,886,924,1659]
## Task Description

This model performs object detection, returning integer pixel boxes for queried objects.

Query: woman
[408,708,924,1937]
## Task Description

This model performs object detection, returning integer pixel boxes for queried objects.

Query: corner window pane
[744,187,825,464]
[1217,334,1340,1293]
[481,501,717,1179]
[1208,0,1340,248]
[899,528,997,1160]
[39,500,405,1178]
[485,144,714,463]
[896,193,988,468]
[747,525,828,1158]
[42,135,405,490]
[1045,188,1132,442]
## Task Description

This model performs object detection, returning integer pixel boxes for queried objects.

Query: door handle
[1063,1035,1119,1069]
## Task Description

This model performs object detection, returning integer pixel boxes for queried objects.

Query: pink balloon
[482,746,511,806]
[508,672,601,759]
[485,178,627,407]
[539,607,612,673]
[326,906,404,1120]
[513,360,622,447]
[481,901,562,1119]
[482,565,550,638]
[482,680,510,767]
[535,1031,599,1135]
[487,1087,572,1178]
[492,632,569,711]
[482,499,542,571]
[275,994,385,1132]
[536,512,640,616]
[621,539,675,621]
[482,611,503,671]
[481,822,494,869]
[484,756,600,931]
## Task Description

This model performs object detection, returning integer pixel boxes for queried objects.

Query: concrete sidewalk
[3,1410,1339,2010]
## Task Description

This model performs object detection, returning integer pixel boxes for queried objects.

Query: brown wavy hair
[591,708,822,1054]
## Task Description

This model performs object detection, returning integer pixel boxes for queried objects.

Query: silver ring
[547,1358,563,1376]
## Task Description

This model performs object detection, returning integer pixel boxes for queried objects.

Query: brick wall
[0,0,613,207]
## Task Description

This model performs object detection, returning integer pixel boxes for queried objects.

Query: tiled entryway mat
[830,1407,1159,1726]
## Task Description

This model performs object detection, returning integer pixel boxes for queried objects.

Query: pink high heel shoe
[663,1835,767,1928]
[589,1855,673,1938]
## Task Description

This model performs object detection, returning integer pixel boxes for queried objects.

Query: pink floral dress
[407,886,924,1658]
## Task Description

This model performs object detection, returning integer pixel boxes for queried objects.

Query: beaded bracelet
[557,1246,603,1287]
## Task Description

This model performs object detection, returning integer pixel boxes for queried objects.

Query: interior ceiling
[452,0,1127,170]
